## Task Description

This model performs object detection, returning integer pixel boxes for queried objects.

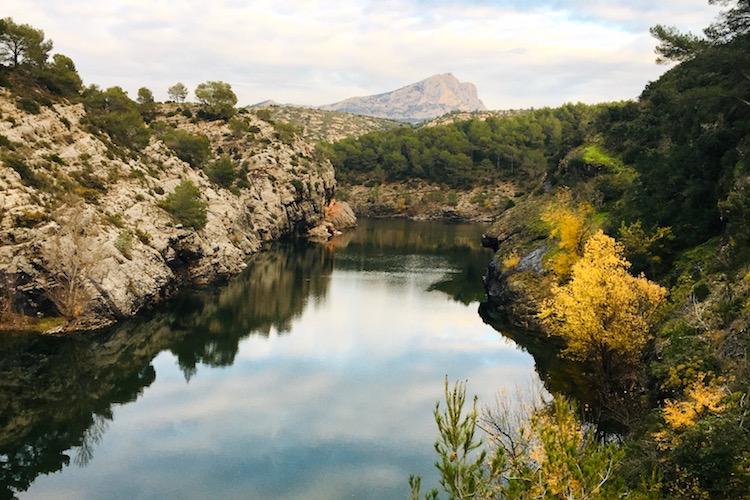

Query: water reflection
[0,219,534,500]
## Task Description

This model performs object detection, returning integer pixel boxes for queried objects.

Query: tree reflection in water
[0,219,499,499]
[0,241,334,498]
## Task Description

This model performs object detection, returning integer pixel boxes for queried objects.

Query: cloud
[3,0,720,108]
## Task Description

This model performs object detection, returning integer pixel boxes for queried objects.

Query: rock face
[320,73,486,123]
[343,180,515,222]
[246,104,402,143]
[324,199,357,229]
[0,92,350,332]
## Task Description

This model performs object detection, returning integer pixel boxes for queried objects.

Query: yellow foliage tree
[662,376,727,431]
[539,231,667,368]
[542,191,594,276]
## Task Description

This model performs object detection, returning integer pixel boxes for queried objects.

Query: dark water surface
[0,219,542,499]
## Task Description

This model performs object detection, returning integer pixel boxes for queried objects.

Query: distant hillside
[247,104,404,142]
[422,109,525,127]
[320,73,486,123]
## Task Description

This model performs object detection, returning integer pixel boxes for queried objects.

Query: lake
[0,218,543,500]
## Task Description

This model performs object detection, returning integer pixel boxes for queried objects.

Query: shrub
[4,154,51,190]
[290,179,304,193]
[105,212,125,228]
[446,191,459,206]
[228,117,249,137]
[38,54,83,97]
[160,128,211,167]
[255,108,273,122]
[83,86,150,150]
[17,97,40,114]
[134,227,151,244]
[273,121,300,144]
[15,210,47,228]
[0,134,17,150]
[71,166,107,192]
[204,155,236,187]
[114,229,134,259]
[161,180,207,229]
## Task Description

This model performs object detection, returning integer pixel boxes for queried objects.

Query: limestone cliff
[0,92,353,332]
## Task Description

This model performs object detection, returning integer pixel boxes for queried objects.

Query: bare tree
[42,200,104,321]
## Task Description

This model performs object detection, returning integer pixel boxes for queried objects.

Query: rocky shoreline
[0,93,356,333]
[341,180,517,223]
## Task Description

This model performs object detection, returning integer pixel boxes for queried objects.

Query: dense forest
[322,104,606,188]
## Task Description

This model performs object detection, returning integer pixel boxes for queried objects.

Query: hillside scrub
[82,85,150,150]
[160,180,208,230]
[204,155,237,188]
[158,127,211,167]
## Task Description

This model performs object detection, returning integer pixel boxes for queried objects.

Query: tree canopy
[0,17,52,68]
[168,82,188,103]
[324,104,604,189]
[194,81,237,120]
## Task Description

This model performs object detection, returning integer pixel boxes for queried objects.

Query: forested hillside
[323,103,604,188]
[403,1,750,497]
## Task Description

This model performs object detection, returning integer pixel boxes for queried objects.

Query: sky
[4,0,721,109]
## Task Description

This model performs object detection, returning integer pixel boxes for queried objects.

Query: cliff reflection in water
[0,219,495,499]
[0,242,334,499]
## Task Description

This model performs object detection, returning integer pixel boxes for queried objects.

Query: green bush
[15,210,47,228]
[114,229,134,259]
[161,128,211,167]
[0,134,17,150]
[161,180,207,229]
[255,109,273,123]
[83,86,150,150]
[273,121,300,144]
[228,117,249,137]
[134,227,151,244]
[17,97,41,114]
[37,54,82,97]
[204,155,236,188]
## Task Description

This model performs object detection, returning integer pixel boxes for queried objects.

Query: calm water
[0,219,543,500]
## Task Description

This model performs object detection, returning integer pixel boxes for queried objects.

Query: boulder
[324,199,357,230]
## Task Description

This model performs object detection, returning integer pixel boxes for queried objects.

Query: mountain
[320,73,486,123]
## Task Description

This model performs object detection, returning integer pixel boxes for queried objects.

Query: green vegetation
[323,103,603,188]
[204,155,236,187]
[136,86,156,122]
[159,127,211,167]
[0,17,51,68]
[0,18,82,100]
[195,80,237,120]
[160,180,207,229]
[167,82,188,103]
[82,86,150,150]
[114,229,134,259]
[408,2,750,498]
[273,121,300,144]
[412,381,624,499]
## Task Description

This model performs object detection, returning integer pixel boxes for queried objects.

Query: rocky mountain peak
[320,74,486,123]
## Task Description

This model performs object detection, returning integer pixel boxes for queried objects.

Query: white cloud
[3,0,720,108]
